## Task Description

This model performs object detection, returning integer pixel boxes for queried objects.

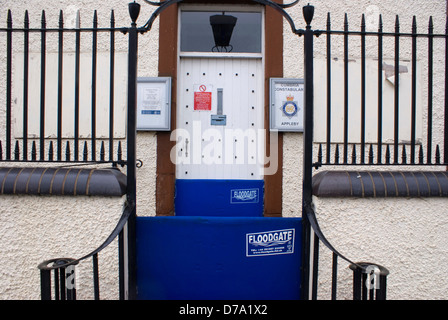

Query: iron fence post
[350,262,389,300]
[124,1,140,300]
[40,269,51,300]
[301,3,315,301]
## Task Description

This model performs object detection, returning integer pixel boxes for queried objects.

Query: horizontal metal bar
[314,162,448,168]
[0,159,127,166]
[0,27,127,33]
[2,29,444,38]
[317,29,448,38]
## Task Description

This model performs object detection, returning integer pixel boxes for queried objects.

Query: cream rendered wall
[312,197,448,300]
[0,0,159,299]
[0,192,125,299]
[1,0,448,300]
[282,0,448,299]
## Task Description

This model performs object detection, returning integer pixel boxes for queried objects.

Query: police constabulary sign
[246,229,295,257]
[269,78,304,132]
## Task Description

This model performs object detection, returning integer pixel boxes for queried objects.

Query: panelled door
[174,7,265,217]
[176,57,264,180]
[175,57,265,216]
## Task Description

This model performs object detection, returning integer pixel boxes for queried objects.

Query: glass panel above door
[180,11,262,53]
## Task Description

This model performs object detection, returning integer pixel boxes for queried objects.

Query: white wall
[312,196,448,300]
[0,193,125,299]
[0,0,146,300]
[0,0,447,300]
[282,0,448,300]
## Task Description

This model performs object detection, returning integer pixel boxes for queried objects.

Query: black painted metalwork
[350,263,389,300]
[23,11,29,161]
[313,170,448,198]
[0,6,134,300]
[125,0,140,300]
[377,15,383,164]
[411,17,417,164]
[313,12,448,169]
[91,11,98,162]
[57,10,64,162]
[326,13,332,165]
[301,3,314,300]
[74,12,80,162]
[0,0,395,300]
[0,167,127,196]
[445,19,448,164]
[394,16,400,165]
[360,14,366,164]
[210,13,237,52]
[0,9,126,167]
[37,200,134,300]
[109,11,116,162]
[343,14,349,164]
[38,258,78,300]
[93,253,100,300]
[6,10,12,161]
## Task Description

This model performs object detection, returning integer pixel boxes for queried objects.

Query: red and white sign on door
[194,84,212,111]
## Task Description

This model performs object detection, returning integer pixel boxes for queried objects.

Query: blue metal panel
[136,216,302,300]
[175,179,264,217]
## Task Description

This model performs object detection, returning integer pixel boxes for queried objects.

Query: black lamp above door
[210,12,237,52]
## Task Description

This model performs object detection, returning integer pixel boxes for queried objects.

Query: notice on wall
[270,78,304,132]
[246,228,295,257]
[194,84,212,111]
[137,77,171,131]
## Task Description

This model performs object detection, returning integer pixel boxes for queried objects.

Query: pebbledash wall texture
[0,0,447,300]
[282,0,448,300]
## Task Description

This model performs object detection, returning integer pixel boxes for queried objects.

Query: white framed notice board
[269,78,304,132]
[137,77,171,131]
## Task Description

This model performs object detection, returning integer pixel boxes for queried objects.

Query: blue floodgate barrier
[136,216,302,300]
[174,179,265,217]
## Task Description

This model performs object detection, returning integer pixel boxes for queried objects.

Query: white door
[173,7,265,217]
[175,57,264,180]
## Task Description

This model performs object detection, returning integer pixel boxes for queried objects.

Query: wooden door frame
[156,1,283,217]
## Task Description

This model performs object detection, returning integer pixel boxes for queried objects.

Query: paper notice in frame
[269,78,304,132]
[137,77,171,131]
[142,87,162,115]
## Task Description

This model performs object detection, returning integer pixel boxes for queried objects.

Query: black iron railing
[0,9,127,166]
[300,4,395,300]
[312,12,448,169]
[0,7,136,300]
[38,201,134,300]
[302,6,448,300]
